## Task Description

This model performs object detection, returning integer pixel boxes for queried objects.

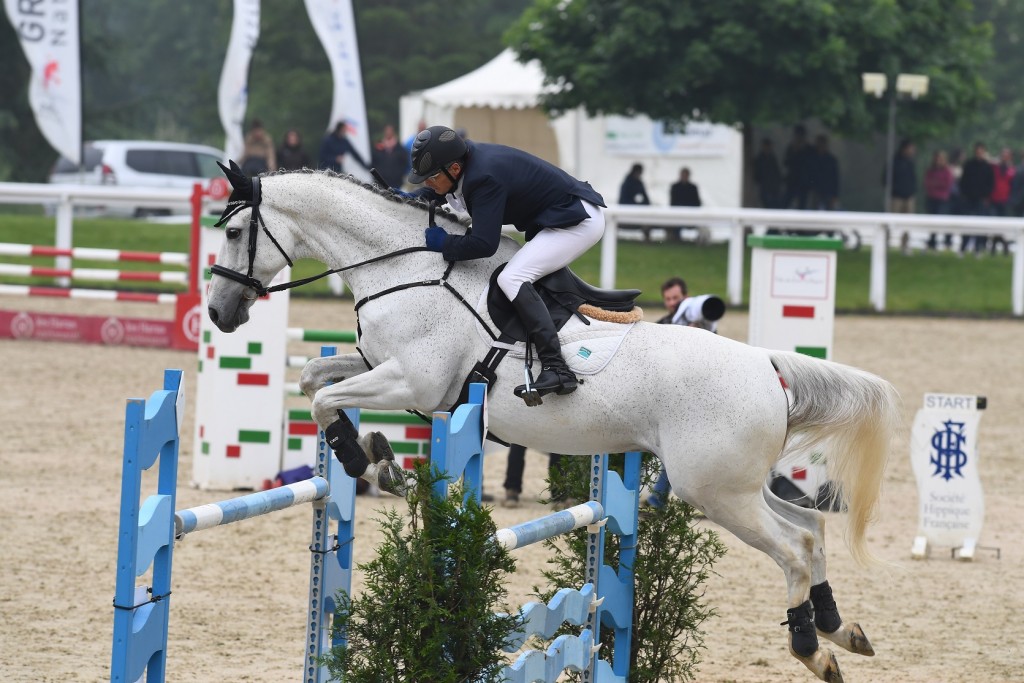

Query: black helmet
[408,125,467,183]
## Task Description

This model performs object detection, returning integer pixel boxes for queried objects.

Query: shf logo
[930,419,968,481]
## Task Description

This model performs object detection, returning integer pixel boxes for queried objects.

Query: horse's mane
[267,168,472,227]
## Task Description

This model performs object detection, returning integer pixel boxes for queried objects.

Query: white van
[48,140,226,217]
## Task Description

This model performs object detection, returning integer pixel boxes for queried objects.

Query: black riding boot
[511,283,578,401]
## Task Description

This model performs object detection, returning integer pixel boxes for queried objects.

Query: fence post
[870,225,888,312]
[600,215,619,289]
[727,220,745,306]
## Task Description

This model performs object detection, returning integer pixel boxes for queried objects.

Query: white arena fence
[0,182,1020,316]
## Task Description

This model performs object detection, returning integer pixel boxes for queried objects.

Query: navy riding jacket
[414,141,605,262]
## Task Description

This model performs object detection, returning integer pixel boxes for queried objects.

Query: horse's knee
[299,359,327,400]
[310,388,338,427]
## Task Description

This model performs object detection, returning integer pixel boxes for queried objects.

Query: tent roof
[418,49,552,110]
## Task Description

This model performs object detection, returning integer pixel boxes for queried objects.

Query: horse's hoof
[375,460,409,497]
[819,621,875,657]
[793,647,843,683]
[367,431,395,464]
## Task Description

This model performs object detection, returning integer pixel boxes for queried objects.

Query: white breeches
[496,200,605,300]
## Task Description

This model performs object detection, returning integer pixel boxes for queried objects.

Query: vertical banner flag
[304,0,372,182]
[4,0,82,164]
[218,0,260,162]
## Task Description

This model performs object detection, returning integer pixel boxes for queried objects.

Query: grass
[0,213,1017,316]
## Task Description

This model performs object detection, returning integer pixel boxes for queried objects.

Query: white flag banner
[304,0,371,182]
[4,0,82,164]
[218,0,260,163]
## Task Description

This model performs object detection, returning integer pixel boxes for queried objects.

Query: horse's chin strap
[210,176,432,297]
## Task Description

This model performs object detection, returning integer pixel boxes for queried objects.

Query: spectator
[888,139,917,254]
[276,129,311,171]
[618,162,653,241]
[668,167,702,242]
[924,150,954,250]
[318,121,370,174]
[783,124,814,209]
[752,138,783,209]
[809,135,840,211]
[501,444,565,508]
[889,138,917,213]
[989,148,1014,255]
[1009,147,1024,216]
[370,124,411,189]
[239,119,277,176]
[959,142,995,255]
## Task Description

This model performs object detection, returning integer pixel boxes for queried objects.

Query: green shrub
[324,464,521,683]
[537,454,726,682]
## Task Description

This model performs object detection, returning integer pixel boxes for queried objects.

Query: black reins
[210,176,432,298]
[209,176,498,341]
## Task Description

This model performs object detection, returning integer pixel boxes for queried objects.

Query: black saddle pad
[487,265,641,343]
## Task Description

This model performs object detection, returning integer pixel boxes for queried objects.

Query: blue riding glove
[425,226,448,252]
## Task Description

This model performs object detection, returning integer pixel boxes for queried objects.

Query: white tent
[399,49,742,208]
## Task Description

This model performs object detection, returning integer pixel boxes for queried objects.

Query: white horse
[207,167,900,683]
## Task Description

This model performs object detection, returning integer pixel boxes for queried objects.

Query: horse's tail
[770,350,901,565]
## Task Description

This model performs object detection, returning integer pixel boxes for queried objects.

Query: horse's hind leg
[701,491,844,683]
[764,486,875,657]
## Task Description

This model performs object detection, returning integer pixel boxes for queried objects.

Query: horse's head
[207,161,296,332]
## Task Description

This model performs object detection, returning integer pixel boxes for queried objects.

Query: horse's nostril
[208,306,219,323]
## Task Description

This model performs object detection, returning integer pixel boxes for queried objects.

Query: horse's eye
[226,228,242,239]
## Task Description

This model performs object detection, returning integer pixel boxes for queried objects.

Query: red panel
[226,444,241,458]
[237,372,270,386]
[405,426,432,441]
[29,286,71,298]
[791,467,807,480]
[199,425,205,438]
[206,345,215,359]
[289,422,319,436]
[782,305,815,318]
[119,250,162,263]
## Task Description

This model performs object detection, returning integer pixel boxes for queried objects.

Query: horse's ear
[218,160,250,191]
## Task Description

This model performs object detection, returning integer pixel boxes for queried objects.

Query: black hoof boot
[783,599,819,657]
[810,581,842,634]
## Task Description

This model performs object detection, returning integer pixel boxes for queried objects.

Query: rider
[407,125,606,400]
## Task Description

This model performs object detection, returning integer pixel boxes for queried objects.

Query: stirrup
[514,363,545,406]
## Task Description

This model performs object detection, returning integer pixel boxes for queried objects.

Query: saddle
[486,264,641,342]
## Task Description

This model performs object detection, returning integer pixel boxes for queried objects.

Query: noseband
[209,176,433,298]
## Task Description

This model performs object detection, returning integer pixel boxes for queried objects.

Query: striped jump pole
[0,283,179,303]
[0,263,188,284]
[0,242,190,266]
[286,327,358,344]
[493,502,605,551]
[174,476,329,537]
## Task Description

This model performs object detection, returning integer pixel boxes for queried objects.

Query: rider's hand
[425,226,448,252]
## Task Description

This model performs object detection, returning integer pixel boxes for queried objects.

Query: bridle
[210,176,433,298]
[208,176,497,340]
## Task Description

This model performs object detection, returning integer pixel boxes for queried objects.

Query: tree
[506,0,992,143]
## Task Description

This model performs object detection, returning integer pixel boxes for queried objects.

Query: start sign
[910,393,987,560]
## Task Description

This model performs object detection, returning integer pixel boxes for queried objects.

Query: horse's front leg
[311,357,427,496]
